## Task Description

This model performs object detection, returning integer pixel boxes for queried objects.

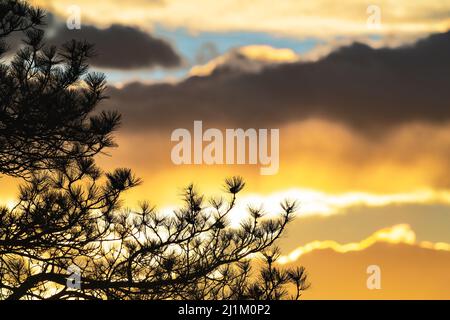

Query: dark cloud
[104,31,450,133]
[4,10,181,70]
[50,24,181,69]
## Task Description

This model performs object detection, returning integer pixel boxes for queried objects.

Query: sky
[2,0,449,299]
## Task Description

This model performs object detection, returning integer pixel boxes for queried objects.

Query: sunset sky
[2,0,449,299]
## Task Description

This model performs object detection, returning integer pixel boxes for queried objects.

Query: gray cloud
[50,24,181,69]
[4,10,182,70]
[104,31,450,134]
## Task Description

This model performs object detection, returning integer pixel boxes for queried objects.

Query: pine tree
[0,1,308,300]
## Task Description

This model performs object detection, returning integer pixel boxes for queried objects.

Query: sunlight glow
[226,188,450,227]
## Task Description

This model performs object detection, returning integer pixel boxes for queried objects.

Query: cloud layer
[288,240,450,299]
[34,0,450,38]
[105,31,450,133]
[278,224,450,264]
[277,224,450,299]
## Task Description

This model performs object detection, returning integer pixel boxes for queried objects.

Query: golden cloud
[82,119,450,209]
[281,224,450,299]
[33,0,450,38]
[278,224,450,264]
[189,45,299,77]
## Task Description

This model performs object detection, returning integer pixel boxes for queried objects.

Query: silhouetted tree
[0,0,119,179]
[0,1,309,300]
